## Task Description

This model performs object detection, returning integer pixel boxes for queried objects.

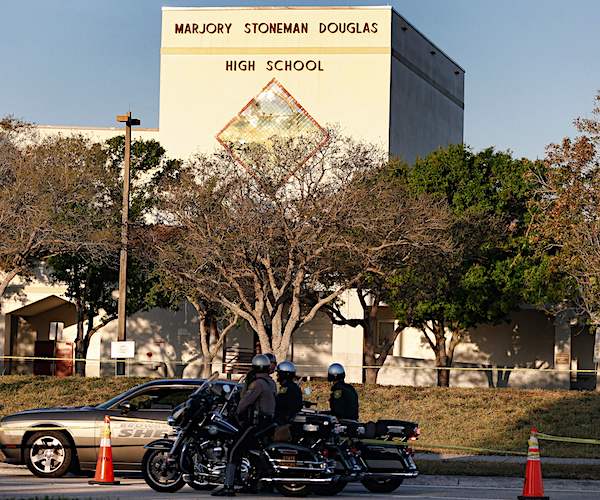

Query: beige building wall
[159,6,391,159]
[377,308,562,388]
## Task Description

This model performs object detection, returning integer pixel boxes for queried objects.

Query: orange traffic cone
[518,427,548,500]
[89,415,120,485]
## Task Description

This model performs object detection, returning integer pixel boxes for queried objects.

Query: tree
[145,232,240,378]
[151,132,451,362]
[0,119,117,310]
[531,92,600,328]
[387,144,551,386]
[47,136,181,375]
[316,163,452,383]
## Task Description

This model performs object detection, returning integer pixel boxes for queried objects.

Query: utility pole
[115,111,140,375]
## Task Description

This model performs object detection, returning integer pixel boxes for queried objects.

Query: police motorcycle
[296,387,420,495]
[141,373,338,496]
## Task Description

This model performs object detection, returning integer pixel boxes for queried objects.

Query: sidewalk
[416,452,600,465]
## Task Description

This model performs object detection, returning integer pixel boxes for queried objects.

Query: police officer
[265,352,277,375]
[274,361,303,424]
[212,354,276,496]
[328,363,359,420]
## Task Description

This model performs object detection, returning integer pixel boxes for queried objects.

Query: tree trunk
[362,297,380,384]
[363,359,379,384]
[435,351,450,387]
[0,267,22,312]
[74,300,86,376]
[201,358,212,378]
[431,321,451,387]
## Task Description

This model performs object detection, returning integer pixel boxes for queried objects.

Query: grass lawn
[1,376,599,461]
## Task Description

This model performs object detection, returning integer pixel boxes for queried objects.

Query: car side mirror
[118,401,132,414]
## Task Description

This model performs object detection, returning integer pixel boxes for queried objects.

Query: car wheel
[361,477,403,493]
[25,431,73,478]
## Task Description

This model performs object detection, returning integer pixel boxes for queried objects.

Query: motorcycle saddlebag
[358,442,417,474]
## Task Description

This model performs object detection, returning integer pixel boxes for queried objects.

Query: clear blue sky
[1,0,598,159]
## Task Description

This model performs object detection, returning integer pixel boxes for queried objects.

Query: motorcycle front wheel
[275,482,311,497]
[361,477,403,493]
[142,448,185,493]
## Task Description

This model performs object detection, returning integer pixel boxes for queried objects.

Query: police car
[0,379,236,478]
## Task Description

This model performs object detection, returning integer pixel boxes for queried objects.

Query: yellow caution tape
[360,438,527,456]
[537,432,600,446]
[2,354,599,373]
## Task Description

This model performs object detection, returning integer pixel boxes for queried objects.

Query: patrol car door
[100,386,195,467]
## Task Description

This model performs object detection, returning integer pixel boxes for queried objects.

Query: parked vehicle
[0,379,234,478]
[142,374,337,496]
[290,395,420,495]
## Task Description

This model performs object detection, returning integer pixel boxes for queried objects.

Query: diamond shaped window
[216,78,329,177]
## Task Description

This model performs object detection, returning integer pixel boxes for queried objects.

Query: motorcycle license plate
[281,454,297,467]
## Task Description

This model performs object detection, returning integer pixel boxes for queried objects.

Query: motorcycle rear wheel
[361,477,403,493]
[313,480,348,495]
[275,482,311,497]
[142,449,185,493]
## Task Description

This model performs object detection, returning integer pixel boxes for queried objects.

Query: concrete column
[330,290,364,383]
[553,310,573,389]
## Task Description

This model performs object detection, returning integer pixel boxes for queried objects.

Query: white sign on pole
[111,341,136,359]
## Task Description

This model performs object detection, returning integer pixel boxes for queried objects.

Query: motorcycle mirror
[222,384,231,394]
[303,387,312,396]
[118,401,132,414]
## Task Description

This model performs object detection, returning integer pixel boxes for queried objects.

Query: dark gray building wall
[389,10,464,164]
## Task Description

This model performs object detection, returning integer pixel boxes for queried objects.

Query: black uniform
[217,373,276,495]
[329,380,359,420]
[274,379,303,424]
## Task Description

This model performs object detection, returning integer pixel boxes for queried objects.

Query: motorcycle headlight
[207,425,219,435]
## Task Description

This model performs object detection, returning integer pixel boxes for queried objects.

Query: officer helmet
[327,363,346,382]
[276,361,297,381]
[251,354,271,373]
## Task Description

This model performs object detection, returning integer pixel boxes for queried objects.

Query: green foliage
[389,144,559,333]
[47,137,180,336]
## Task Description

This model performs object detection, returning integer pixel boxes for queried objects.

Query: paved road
[2,464,600,500]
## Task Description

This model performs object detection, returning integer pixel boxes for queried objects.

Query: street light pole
[115,111,140,376]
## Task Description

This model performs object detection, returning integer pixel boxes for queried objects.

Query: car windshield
[96,385,151,410]
[95,380,239,410]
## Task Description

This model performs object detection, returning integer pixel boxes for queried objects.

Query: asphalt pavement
[2,463,600,500]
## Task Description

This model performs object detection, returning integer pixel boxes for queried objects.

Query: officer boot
[211,464,236,496]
